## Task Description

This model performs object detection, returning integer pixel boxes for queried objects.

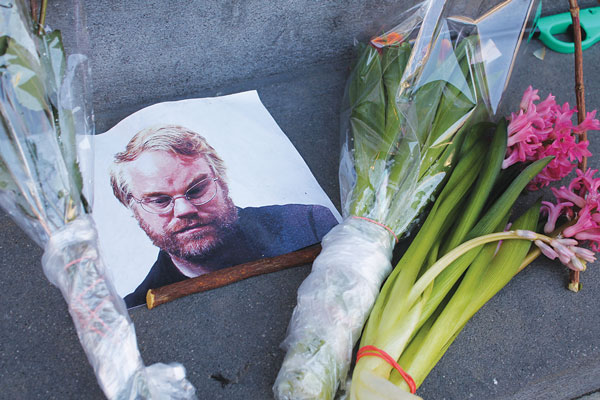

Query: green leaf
[398,238,499,387]
[1,36,49,112]
[471,200,540,309]
[38,30,84,203]
[467,156,552,240]
[415,154,550,331]
[398,202,538,388]
[0,0,86,232]
[39,31,66,99]
[347,44,386,215]
[380,43,411,156]
[0,155,18,192]
[440,119,507,254]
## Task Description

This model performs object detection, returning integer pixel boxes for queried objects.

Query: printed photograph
[91,92,341,307]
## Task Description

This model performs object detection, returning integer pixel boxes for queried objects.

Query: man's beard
[136,197,238,262]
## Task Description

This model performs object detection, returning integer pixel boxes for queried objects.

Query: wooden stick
[569,0,587,165]
[146,243,322,309]
[568,0,586,292]
[30,0,39,22]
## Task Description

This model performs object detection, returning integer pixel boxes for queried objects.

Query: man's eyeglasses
[131,177,219,214]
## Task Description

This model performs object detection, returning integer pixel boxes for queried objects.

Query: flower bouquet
[0,1,195,398]
[348,84,599,398]
[274,0,540,398]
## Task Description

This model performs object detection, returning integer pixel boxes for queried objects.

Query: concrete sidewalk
[1,1,600,399]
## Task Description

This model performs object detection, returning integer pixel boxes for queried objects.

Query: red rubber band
[351,216,399,243]
[64,256,95,271]
[356,345,417,394]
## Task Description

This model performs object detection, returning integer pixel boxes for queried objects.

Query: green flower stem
[398,203,540,389]
[406,231,530,307]
[410,121,507,330]
[365,141,484,344]
[362,131,488,346]
[355,227,540,389]
[416,243,492,331]
[38,0,48,34]
[416,157,552,329]
[406,228,556,309]
[393,241,499,387]
[365,132,491,344]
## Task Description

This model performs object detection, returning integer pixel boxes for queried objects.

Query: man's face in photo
[124,151,238,261]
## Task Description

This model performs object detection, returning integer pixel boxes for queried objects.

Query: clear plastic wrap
[275,0,540,398]
[43,216,195,399]
[275,218,395,399]
[0,1,196,398]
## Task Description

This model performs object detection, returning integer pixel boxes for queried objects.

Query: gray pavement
[2,1,600,399]
[578,394,600,400]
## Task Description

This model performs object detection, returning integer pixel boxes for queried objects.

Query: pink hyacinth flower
[534,235,596,270]
[543,168,600,253]
[550,239,576,264]
[503,87,600,190]
[564,207,599,238]
[567,257,586,272]
[519,86,539,110]
[578,169,600,207]
[572,245,597,263]
[573,168,599,190]
[574,229,600,252]
[551,186,586,208]
[534,239,558,260]
[535,93,557,116]
[574,110,600,133]
[541,200,574,233]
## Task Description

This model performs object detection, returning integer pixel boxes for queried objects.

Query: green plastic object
[537,7,600,53]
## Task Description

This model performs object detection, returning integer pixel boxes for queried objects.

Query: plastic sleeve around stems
[274,217,396,400]
[42,216,196,400]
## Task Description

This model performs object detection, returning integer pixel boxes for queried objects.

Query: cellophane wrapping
[275,218,395,399]
[274,0,539,398]
[0,1,196,398]
[43,217,196,399]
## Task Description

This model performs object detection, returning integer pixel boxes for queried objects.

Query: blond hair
[110,125,226,207]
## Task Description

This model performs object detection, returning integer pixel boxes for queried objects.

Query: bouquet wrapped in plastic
[0,2,195,398]
[274,0,540,398]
